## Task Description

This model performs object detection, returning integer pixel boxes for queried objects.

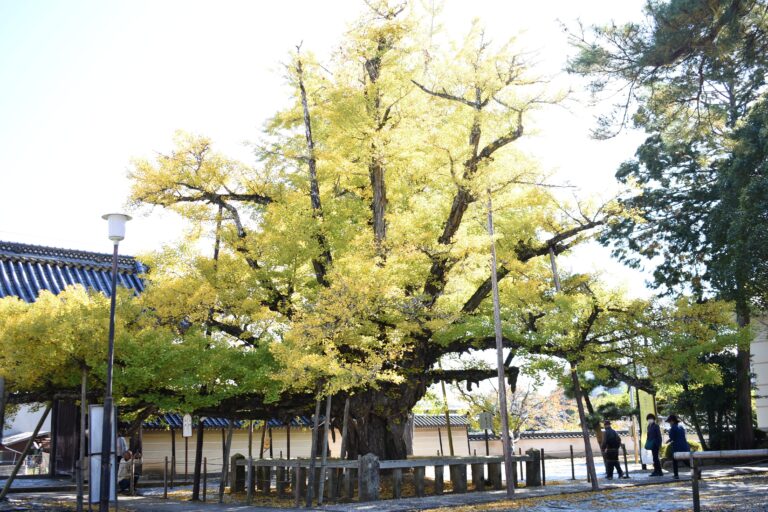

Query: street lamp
[99,213,131,512]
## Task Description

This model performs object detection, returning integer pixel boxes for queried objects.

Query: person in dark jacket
[600,420,625,479]
[645,413,663,476]
[666,414,690,479]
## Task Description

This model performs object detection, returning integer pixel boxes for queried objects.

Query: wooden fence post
[570,445,576,480]
[202,457,207,502]
[163,457,168,499]
[690,453,700,512]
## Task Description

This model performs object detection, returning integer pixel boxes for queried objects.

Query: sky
[0,0,652,293]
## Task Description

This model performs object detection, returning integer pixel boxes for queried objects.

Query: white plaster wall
[753,315,768,431]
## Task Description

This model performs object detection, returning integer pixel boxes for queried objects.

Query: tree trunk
[682,382,708,450]
[343,369,519,460]
[583,393,604,446]
[735,298,754,449]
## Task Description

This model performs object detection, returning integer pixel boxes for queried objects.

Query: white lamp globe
[102,213,132,242]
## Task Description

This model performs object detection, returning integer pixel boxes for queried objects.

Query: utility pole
[487,191,514,497]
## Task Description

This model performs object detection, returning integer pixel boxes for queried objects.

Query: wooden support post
[570,445,576,480]
[434,465,444,495]
[246,457,253,505]
[262,466,272,495]
[130,458,135,496]
[326,467,337,501]
[339,398,350,461]
[488,462,502,490]
[218,421,234,503]
[306,398,322,507]
[248,420,253,462]
[259,421,267,459]
[437,427,444,456]
[343,465,354,499]
[449,464,467,494]
[293,466,306,507]
[622,443,630,478]
[415,466,425,497]
[550,248,598,490]
[276,466,286,497]
[170,428,176,488]
[191,418,205,501]
[691,453,700,512]
[541,448,546,486]
[77,368,87,512]
[471,463,484,491]
[392,468,403,499]
[286,422,291,460]
[163,457,168,499]
[202,457,207,502]
[519,447,524,481]
[318,395,332,505]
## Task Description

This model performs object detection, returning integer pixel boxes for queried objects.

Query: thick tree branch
[462,218,605,313]
[426,366,520,392]
[296,48,332,286]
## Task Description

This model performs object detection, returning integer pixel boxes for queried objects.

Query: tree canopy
[569,0,768,447]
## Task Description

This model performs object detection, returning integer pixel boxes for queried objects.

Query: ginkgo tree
[127,2,615,459]
[0,1,744,464]
[0,286,268,423]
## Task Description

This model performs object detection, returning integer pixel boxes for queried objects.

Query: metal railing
[674,448,768,512]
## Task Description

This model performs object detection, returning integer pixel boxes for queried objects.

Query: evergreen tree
[570,0,768,448]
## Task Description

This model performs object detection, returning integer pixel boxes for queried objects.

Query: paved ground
[4,464,768,511]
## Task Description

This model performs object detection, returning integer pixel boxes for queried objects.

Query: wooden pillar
[488,462,502,490]
[414,466,425,497]
[286,422,291,460]
[276,465,287,497]
[170,428,176,487]
[471,463,484,491]
[449,464,467,494]
[392,468,403,498]
[293,466,306,507]
[434,465,444,495]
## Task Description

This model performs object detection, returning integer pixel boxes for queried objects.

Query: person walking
[645,413,663,476]
[601,420,625,480]
[665,414,690,480]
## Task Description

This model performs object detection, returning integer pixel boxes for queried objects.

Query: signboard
[638,388,657,465]
[182,414,193,438]
[478,412,494,431]
[88,405,116,503]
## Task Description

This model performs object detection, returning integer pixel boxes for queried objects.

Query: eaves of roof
[0,241,144,302]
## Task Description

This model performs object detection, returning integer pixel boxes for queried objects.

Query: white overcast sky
[0,0,653,295]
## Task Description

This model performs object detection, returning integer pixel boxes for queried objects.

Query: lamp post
[99,213,131,512]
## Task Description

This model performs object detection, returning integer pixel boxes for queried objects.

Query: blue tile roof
[412,414,469,428]
[142,414,468,430]
[142,413,315,430]
[0,241,144,302]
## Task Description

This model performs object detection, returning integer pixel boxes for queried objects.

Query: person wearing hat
[665,414,690,479]
[600,419,625,479]
[645,413,663,476]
